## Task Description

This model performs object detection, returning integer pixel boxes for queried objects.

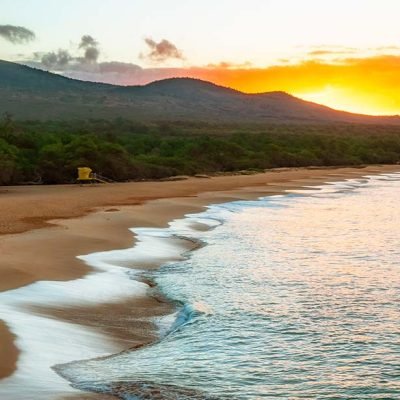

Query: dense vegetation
[1,117,400,185]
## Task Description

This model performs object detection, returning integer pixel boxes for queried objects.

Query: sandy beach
[1,164,399,398]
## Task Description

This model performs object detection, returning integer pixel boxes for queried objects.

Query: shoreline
[1,165,400,399]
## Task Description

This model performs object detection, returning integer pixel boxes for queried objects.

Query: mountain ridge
[1,59,399,124]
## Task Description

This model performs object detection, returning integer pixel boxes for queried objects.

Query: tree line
[1,116,400,185]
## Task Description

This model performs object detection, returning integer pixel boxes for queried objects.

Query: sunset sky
[2,0,400,115]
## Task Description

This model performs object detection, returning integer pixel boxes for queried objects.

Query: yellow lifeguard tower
[77,167,112,184]
[77,167,93,183]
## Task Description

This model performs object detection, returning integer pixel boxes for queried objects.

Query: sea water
[58,173,400,399]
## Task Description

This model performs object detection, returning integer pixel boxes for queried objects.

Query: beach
[1,164,399,398]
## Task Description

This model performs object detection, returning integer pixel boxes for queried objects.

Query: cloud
[303,46,360,60]
[82,46,100,63]
[24,58,186,86]
[206,61,253,69]
[141,38,183,62]
[305,45,400,61]
[0,24,35,44]
[79,35,98,49]
[78,34,100,63]
[35,49,73,69]
[23,34,181,84]
[308,49,352,56]
[31,34,100,70]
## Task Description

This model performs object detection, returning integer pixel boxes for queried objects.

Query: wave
[167,302,213,336]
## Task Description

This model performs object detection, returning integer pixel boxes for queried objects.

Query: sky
[2,0,400,115]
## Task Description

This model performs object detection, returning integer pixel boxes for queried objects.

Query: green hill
[1,59,399,124]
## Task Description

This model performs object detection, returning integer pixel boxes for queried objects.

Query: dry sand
[1,165,399,396]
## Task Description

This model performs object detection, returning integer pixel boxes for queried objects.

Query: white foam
[88,226,191,269]
[0,306,120,399]
[0,219,198,399]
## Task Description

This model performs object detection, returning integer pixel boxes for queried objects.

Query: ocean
[55,172,400,399]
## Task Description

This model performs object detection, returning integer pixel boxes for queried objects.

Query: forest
[1,116,400,185]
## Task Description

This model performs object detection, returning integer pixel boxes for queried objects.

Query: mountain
[1,59,399,124]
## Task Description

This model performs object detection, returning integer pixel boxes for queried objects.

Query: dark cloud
[142,38,183,62]
[31,34,100,70]
[0,24,35,44]
[78,35,100,63]
[79,35,98,49]
[23,57,191,86]
[82,46,100,63]
[37,49,72,69]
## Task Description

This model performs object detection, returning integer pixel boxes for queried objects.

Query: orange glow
[180,56,400,115]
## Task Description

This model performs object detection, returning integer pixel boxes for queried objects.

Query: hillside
[0,59,399,124]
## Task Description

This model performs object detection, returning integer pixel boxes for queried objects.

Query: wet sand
[0,321,18,379]
[1,165,399,398]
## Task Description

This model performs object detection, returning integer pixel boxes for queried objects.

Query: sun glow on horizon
[293,87,398,116]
